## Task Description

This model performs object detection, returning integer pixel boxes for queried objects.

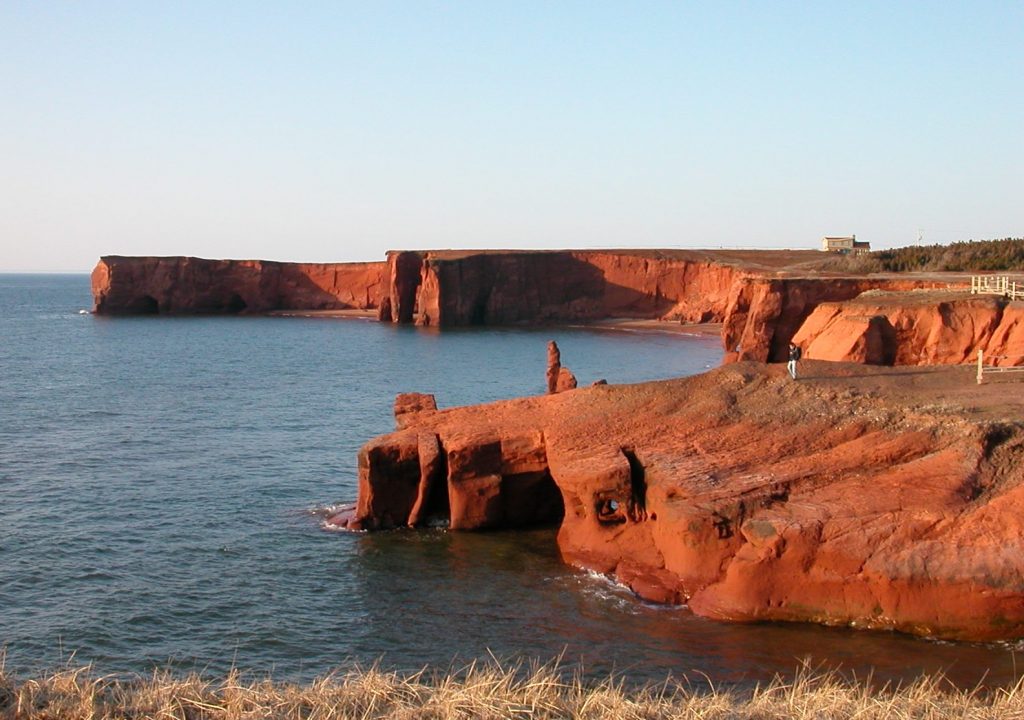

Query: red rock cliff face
[377,250,745,326]
[792,293,1024,366]
[94,251,968,367]
[338,363,1024,641]
[372,250,956,363]
[721,277,956,363]
[92,256,387,314]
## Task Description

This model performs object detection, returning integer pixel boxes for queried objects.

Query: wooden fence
[976,349,1024,384]
[970,275,1024,301]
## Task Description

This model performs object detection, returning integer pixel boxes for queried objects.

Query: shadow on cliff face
[94,257,387,314]
[420,253,679,326]
[499,470,565,528]
[124,294,160,314]
[269,265,382,312]
[223,293,248,313]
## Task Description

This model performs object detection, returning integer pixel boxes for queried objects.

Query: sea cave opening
[224,293,248,314]
[500,470,565,528]
[126,295,160,314]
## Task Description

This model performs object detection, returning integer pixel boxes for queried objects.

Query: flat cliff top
[839,288,1015,308]
[403,248,828,271]
[381,248,984,281]
[99,255,385,268]
[99,250,983,283]
[420,361,1020,439]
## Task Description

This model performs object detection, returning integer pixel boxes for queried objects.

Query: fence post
[977,348,984,385]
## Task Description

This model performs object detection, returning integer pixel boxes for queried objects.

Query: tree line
[818,237,1024,273]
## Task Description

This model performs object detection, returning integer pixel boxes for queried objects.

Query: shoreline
[264,308,378,319]
[264,310,725,340]
[576,318,723,337]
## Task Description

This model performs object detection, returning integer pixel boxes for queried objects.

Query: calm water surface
[0,274,1020,687]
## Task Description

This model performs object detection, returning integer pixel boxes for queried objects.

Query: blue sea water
[0,273,1020,687]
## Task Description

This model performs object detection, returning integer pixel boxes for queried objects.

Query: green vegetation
[818,237,1024,274]
[2,661,1023,719]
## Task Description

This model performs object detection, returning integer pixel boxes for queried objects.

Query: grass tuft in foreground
[2,660,1023,719]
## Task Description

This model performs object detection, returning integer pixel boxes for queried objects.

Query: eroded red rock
[91,256,387,314]
[546,341,561,395]
[394,393,438,430]
[792,292,1024,366]
[348,363,1024,641]
[93,251,966,369]
[556,367,578,392]
[721,277,955,363]
[546,341,579,393]
[380,250,765,328]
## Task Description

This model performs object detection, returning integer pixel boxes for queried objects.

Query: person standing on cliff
[788,342,802,380]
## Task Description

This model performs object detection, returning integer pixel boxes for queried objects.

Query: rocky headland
[91,255,387,314]
[332,362,1024,641]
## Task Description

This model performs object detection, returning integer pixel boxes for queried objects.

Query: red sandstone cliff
[720,277,958,363]
[94,251,973,367]
[791,292,1024,367]
[92,256,387,314]
[376,250,771,326]
[335,363,1024,641]
[373,250,960,362]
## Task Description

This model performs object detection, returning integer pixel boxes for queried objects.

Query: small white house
[821,235,871,254]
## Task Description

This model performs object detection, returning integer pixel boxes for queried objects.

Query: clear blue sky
[1,2,1021,271]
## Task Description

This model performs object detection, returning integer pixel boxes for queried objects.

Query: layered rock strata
[92,250,965,364]
[792,291,1024,366]
[372,251,956,361]
[375,249,756,327]
[721,277,954,363]
[92,256,387,314]
[335,363,1024,641]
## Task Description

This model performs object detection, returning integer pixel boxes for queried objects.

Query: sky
[1,2,1021,272]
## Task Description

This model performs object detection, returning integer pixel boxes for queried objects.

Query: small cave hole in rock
[422,455,451,527]
[596,497,626,525]
[224,293,248,314]
[500,470,565,528]
[468,291,492,325]
[126,295,159,314]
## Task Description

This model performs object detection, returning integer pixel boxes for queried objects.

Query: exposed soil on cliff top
[774,360,1023,421]
[412,248,987,282]
[843,289,1011,307]
[423,361,1021,439]
[415,248,833,273]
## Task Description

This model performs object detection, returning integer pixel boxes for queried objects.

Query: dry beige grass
[2,659,1023,720]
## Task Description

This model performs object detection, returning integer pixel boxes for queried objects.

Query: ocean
[0,273,1019,687]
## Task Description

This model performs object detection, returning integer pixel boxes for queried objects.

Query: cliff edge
[92,256,387,314]
[792,291,1024,367]
[336,363,1024,641]
[92,250,974,364]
